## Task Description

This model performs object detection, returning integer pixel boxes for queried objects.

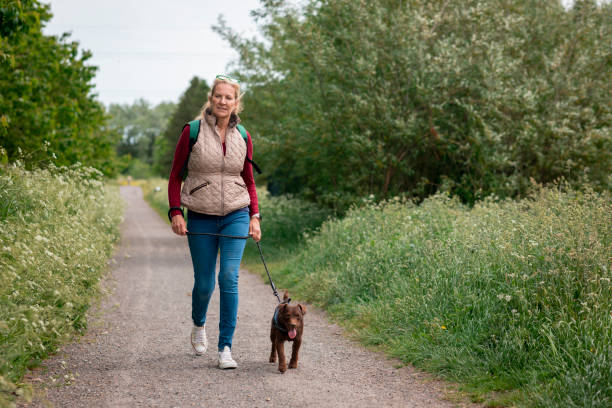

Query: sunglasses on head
[215,74,240,84]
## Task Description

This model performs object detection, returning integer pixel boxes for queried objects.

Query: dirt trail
[25,186,463,408]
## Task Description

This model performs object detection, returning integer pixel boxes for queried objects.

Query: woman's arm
[242,131,261,241]
[241,131,259,216]
[168,125,190,216]
[168,125,190,235]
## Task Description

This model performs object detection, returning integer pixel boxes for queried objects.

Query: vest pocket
[234,181,247,189]
[189,181,210,195]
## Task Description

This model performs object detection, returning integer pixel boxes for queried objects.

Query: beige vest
[180,111,250,216]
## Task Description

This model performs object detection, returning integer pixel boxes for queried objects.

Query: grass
[241,187,610,407]
[0,161,123,406]
[264,187,611,407]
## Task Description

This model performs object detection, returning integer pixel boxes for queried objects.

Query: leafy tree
[154,76,209,176]
[0,0,119,175]
[216,0,611,208]
[107,99,175,175]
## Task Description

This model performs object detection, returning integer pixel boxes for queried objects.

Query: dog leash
[185,231,283,304]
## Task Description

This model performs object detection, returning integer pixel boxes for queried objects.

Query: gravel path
[24,186,464,408]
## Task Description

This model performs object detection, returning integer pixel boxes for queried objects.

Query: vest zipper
[189,182,209,195]
[221,139,226,215]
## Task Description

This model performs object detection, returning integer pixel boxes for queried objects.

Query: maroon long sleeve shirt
[168,124,259,218]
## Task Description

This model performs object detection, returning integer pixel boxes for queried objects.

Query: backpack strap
[188,119,200,150]
[179,120,201,180]
[236,124,262,174]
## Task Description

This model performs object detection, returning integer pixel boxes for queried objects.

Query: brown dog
[269,292,306,373]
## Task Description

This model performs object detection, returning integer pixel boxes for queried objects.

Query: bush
[0,159,122,404]
[243,189,333,262]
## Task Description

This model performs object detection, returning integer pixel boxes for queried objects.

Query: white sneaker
[191,325,207,355]
[218,346,238,369]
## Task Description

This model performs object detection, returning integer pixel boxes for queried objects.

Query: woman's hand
[171,214,187,236]
[249,217,261,242]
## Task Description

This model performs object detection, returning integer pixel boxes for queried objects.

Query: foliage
[0,157,122,404]
[260,187,611,407]
[107,99,175,177]
[242,188,333,262]
[0,0,120,175]
[216,0,611,207]
[138,177,171,223]
[155,77,210,176]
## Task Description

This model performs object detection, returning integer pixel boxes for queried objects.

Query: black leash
[255,241,283,304]
[185,231,282,304]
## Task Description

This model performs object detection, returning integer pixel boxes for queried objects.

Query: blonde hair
[195,77,243,120]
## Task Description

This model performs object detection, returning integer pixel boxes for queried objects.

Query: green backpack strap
[236,124,248,142]
[179,120,201,180]
[236,124,262,174]
[188,119,200,148]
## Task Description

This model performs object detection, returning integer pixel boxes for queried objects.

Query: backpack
[179,119,261,179]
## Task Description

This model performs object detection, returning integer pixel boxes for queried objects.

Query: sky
[41,0,586,107]
[42,0,262,107]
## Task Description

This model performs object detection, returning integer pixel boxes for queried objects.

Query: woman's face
[210,83,237,120]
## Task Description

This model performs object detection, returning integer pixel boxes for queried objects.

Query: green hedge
[0,160,122,404]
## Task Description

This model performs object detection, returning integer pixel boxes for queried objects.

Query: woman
[168,75,261,369]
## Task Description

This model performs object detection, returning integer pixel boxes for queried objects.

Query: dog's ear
[280,303,288,312]
[298,304,307,315]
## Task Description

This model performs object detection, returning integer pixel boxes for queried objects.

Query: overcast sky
[42,1,586,107]
[43,0,261,107]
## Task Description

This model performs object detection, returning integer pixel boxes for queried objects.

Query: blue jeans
[187,207,249,351]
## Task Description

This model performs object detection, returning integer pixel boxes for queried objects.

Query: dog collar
[273,304,289,333]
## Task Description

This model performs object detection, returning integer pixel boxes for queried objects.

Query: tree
[215,0,611,208]
[107,99,175,174]
[0,0,119,175]
[154,76,209,176]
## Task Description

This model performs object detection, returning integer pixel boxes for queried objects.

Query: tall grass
[0,161,122,405]
[266,188,611,407]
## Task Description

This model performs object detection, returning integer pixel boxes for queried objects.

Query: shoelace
[194,328,206,343]
[220,348,234,362]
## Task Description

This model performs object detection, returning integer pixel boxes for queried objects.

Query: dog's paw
[278,364,287,373]
[269,356,276,363]
[288,360,297,369]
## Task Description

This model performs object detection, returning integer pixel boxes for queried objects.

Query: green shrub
[274,187,611,407]
[0,160,122,404]
[243,189,333,262]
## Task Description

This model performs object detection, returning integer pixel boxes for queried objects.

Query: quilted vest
[180,111,250,216]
